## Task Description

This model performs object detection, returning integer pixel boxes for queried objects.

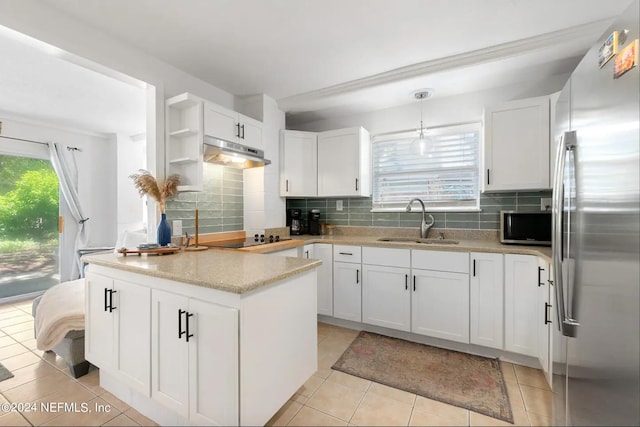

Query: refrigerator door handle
[552,131,579,337]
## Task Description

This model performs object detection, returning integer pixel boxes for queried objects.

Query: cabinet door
[85,273,115,369]
[114,279,151,396]
[238,114,262,150]
[537,258,552,387]
[151,290,190,417]
[317,128,361,197]
[362,265,411,332]
[281,130,317,197]
[470,253,504,349]
[483,96,550,191]
[204,103,238,142]
[188,298,239,426]
[312,244,334,317]
[333,262,361,322]
[504,254,539,357]
[411,269,470,343]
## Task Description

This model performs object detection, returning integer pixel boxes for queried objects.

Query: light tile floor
[0,298,553,426]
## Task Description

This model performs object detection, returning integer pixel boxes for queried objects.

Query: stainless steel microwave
[500,211,552,246]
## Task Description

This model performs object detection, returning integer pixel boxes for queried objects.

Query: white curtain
[48,142,88,279]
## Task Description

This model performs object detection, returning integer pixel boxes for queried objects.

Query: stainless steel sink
[377,237,459,245]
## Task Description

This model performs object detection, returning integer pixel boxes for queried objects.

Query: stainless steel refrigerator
[552,1,639,425]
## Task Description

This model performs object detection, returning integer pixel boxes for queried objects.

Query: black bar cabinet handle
[235,123,240,138]
[473,259,476,277]
[104,288,109,312]
[538,266,544,286]
[286,179,289,192]
[178,309,186,339]
[413,275,416,291]
[356,269,359,284]
[109,289,117,312]
[544,303,552,324]
[487,169,490,185]
[186,312,194,342]
[241,124,245,139]
[405,274,408,290]
[305,250,309,258]
[339,252,353,256]
[355,178,358,191]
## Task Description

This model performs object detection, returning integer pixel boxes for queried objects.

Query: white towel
[35,279,85,351]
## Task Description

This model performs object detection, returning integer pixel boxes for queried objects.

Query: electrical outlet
[172,220,182,236]
[540,198,552,211]
[336,200,343,211]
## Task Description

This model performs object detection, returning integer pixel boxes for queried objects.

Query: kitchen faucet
[405,198,435,239]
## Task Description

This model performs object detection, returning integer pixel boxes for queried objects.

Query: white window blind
[372,122,480,211]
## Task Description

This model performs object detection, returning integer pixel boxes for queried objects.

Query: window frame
[370,122,482,213]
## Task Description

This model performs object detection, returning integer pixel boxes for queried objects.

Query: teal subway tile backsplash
[286,190,551,231]
[166,163,243,235]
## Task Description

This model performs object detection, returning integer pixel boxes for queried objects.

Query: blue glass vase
[157,213,172,246]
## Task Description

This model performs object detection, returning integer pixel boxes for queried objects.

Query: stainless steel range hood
[203,135,271,169]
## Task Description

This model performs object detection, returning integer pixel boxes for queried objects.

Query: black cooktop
[206,234,290,249]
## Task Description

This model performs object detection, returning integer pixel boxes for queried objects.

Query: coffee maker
[286,208,302,235]
[308,209,321,235]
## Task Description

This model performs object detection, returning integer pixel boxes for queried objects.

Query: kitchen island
[83,249,321,426]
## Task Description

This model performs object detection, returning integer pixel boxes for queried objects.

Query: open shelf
[169,128,198,138]
[169,157,198,165]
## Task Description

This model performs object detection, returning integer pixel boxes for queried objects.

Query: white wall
[238,95,286,235]
[116,133,146,236]
[290,74,570,134]
[0,116,116,281]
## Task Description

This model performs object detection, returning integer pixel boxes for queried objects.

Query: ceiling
[1,0,633,132]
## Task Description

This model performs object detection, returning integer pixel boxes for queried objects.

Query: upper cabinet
[166,93,264,192]
[317,127,370,197]
[483,95,550,192]
[280,130,317,197]
[204,102,263,150]
[280,126,371,198]
[166,93,204,192]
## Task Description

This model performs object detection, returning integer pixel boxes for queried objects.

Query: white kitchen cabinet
[317,127,370,197]
[280,130,317,197]
[469,252,504,349]
[333,245,362,322]
[504,254,539,357]
[362,264,411,332]
[361,247,411,331]
[537,257,553,387]
[166,93,204,192]
[151,289,239,426]
[304,243,333,316]
[483,95,550,191]
[204,102,262,150]
[411,250,470,344]
[85,273,151,395]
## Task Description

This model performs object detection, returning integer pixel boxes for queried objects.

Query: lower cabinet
[362,264,411,331]
[411,268,470,343]
[151,289,239,426]
[537,258,553,386]
[85,273,150,395]
[333,245,362,322]
[304,243,334,316]
[469,252,504,349]
[504,254,539,357]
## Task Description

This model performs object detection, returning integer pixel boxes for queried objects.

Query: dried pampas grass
[129,170,180,213]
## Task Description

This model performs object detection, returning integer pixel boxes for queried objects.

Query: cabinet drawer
[362,247,410,268]
[333,245,361,263]
[411,250,469,273]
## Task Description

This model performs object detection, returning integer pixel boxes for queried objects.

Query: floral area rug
[332,331,513,423]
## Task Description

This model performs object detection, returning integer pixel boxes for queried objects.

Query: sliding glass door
[0,154,60,299]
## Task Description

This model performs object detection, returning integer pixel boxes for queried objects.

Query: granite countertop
[291,234,552,262]
[83,249,321,294]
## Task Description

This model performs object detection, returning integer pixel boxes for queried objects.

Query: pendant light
[410,90,433,156]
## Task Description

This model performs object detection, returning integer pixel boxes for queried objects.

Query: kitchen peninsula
[82,249,321,426]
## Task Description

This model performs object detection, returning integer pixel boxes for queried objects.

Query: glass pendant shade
[410,90,433,156]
